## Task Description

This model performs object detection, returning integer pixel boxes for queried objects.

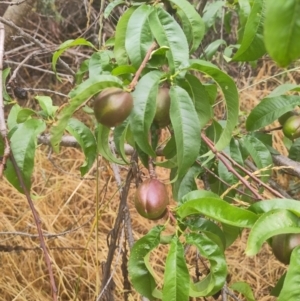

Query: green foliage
[4,0,300,299]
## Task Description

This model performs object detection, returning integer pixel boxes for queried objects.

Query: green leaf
[186,233,227,297]
[264,0,300,67]
[111,65,136,76]
[149,7,189,74]
[189,60,239,153]
[113,120,131,164]
[104,0,125,18]
[35,96,58,118]
[202,1,223,32]
[128,225,165,300]
[218,146,238,187]
[246,209,300,256]
[52,38,95,81]
[222,223,241,248]
[184,74,213,129]
[7,104,21,130]
[246,95,300,131]
[186,217,226,250]
[125,4,154,68]
[240,135,272,182]
[16,108,36,123]
[66,118,97,175]
[232,0,265,61]
[268,83,300,98]
[230,282,256,301]
[129,71,162,157]
[2,68,12,102]
[289,138,300,161]
[5,119,46,193]
[278,246,300,301]
[97,123,126,165]
[114,7,137,65]
[249,198,300,216]
[88,51,113,77]
[50,75,123,152]
[169,0,205,53]
[173,164,203,202]
[162,237,189,301]
[177,196,258,228]
[201,39,227,60]
[169,85,201,179]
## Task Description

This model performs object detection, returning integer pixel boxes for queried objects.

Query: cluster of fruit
[93,87,170,220]
[93,87,171,129]
[279,111,300,140]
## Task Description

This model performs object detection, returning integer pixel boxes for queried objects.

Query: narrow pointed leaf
[5,119,46,193]
[170,85,200,179]
[125,4,154,68]
[177,197,257,228]
[240,135,272,182]
[52,38,95,80]
[149,7,189,73]
[129,71,162,157]
[246,95,300,131]
[169,0,205,53]
[184,74,213,129]
[189,60,239,152]
[232,0,265,61]
[162,237,189,301]
[246,209,300,256]
[50,75,123,152]
[35,96,58,117]
[264,0,300,67]
[186,233,227,297]
[230,282,256,301]
[97,123,126,165]
[113,120,131,164]
[249,199,300,216]
[129,225,165,300]
[104,0,125,18]
[114,7,137,65]
[278,246,300,301]
[66,118,97,175]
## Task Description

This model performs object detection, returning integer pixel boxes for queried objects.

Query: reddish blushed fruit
[93,87,133,128]
[282,115,300,140]
[134,179,169,220]
[153,87,171,128]
[271,233,300,264]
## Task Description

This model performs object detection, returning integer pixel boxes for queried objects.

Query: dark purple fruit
[94,87,133,127]
[278,111,298,126]
[282,115,300,140]
[153,87,171,128]
[134,179,169,220]
[271,233,300,264]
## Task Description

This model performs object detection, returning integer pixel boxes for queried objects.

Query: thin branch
[0,17,75,77]
[202,134,285,199]
[5,60,73,80]
[99,167,134,300]
[128,41,158,91]
[0,23,6,138]
[0,0,27,6]
[9,153,58,301]
[245,160,294,199]
[201,134,263,200]
[24,88,68,98]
